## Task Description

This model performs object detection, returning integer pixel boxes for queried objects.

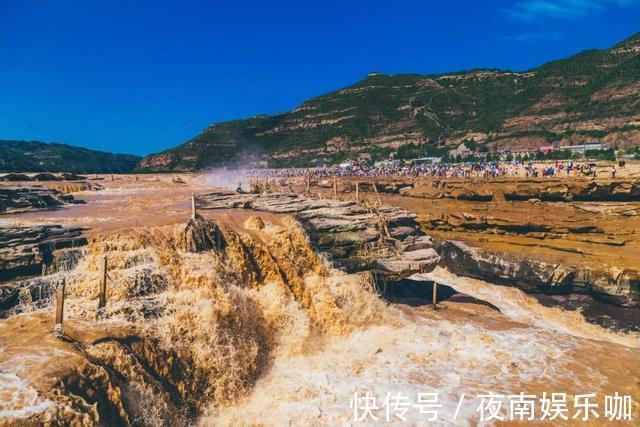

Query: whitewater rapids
[205,270,640,425]
[1,203,638,425]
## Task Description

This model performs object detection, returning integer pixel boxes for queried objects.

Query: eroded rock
[0,185,81,213]
[438,240,639,307]
[402,178,640,202]
[0,225,86,282]
[197,192,440,281]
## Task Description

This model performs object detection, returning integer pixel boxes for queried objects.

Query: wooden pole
[264,177,269,193]
[191,193,197,219]
[306,175,310,195]
[432,282,438,309]
[98,256,108,310]
[355,181,360,203]
[54,278,66,339]
[333,176,338,198]
[40,263,46,301]
[373,182,382,206]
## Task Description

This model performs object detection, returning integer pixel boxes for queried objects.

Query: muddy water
[208,277,640,426]
[0,176,212,232]
[1,178,639,426]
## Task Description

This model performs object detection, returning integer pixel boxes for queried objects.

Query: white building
[561,142,604,153]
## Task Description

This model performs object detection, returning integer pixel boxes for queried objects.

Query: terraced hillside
[139,32,640,171]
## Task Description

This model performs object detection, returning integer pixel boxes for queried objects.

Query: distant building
[561,142,604,153]
[506,142,605,158]
[411,156,442,164]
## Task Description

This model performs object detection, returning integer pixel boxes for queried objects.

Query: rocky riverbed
[197,192,439,282]
[0,225,86,316]
[0,185,82,214]
[261,175,640,330]
[1,175,639,425]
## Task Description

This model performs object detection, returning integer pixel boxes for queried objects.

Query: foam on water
[202,264,640,425]
[0,371,53,419]
[204,302,601,425]
[422,267,640,348]
[3,217,638,425]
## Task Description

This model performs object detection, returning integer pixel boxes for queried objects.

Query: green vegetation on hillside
[139,32,640,171]
[0,140,141,173]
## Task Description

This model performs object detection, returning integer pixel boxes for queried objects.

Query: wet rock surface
[437,240,640,329]
[2,175,640,425]
[0,224,86,282]
[0,224,86,316]
[0,185,82,213]
[197,192,440,281]
[0,275,61,316]
[265,176,640,330]
[0,172,88,181]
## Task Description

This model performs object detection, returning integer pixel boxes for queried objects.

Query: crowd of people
[247,160,621,180]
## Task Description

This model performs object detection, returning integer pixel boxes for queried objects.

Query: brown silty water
[1,175,639,426]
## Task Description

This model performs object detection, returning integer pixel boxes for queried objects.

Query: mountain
[139,32,640,171]
[0,140,141,173]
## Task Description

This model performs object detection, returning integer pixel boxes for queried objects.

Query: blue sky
[0,0,638,156]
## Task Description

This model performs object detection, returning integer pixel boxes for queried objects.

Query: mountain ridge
[139,32,640,171]
[0,140,141,173]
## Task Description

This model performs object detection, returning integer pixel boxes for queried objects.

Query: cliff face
[139,33,640,171]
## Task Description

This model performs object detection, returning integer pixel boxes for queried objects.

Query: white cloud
[500,0,639,21]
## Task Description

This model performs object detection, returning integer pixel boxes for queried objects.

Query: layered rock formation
[197,192,440,281]
[0,172,86,181]
[139,33,640,170]
[0,225,86,313]
[260,176,640,328]
[258,175,640,203]
[438,240,639,308]
[0,185,82,213]
[0,225,86,278]
[344,177,640,329]
[399,177,640,202]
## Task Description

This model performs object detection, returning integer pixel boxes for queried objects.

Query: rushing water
[204,270,640,426]
[2,178,639,425]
